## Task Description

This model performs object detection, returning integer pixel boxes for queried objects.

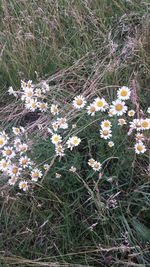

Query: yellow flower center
[73,138,78,145]
[89,159,95,166]
[27,92,32,97]
[137,145,143,152]
[103,130,109,136]
[2,162,7,168]
[76,99,83,105]
[115,104,123,111]
[33,172,39,178]
[103,122,110,127]
[12,167,18,174]
[90,106,95,112]
[121,90,127,96]
[53,136,59,142]
[141,121,148,128]
[6,149,12,155]
[31,103,36,108]
[0,139,4,145]
[94,163,99,169]
[21,183,27,188]
[40,103,46,109]
[97,100,103,107]
[22,159,27,165]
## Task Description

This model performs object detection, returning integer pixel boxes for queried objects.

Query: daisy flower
[19,143,28,154]
[100,129,112,140]
[101,120,112,129]
[135,133,144,142]
[134,142,146,154]
[0,136,8,148]
[55,173,62,178]
[0,159,10,172]
[118,118,127,126]
[117,86,131,100]
[8,86,17,97]
[19,156,31,168]
[14,138,22,151]
[2,146,16,159]
[35,88,42,97]
[140,119,150,130]
[25,98,38,112]
[87,103,96,116]
[57,117,68,129]
[94,97,107,112]
[51,134,62,145]
[111,99,127,116]
[130,119,141,131]
[92,161,102,171]
[38,102,48,112]
[8,177,18,186]
[19,180,28,191]
[88,158,96,167]
[51,104,59,115]
[55,144,65,156]
[12,127,21,135]
[108,141,114,148]
[108,108,116,117]
[52,121,59,132]
[26,80,33,89]
[21,87,34,100]
[69,166,77,173]
[42,81,50,92]
[8,165,21,177]
[73,95,86,109]
[66,136,81,150]
[31,168,42,181]
[128,110,135,117]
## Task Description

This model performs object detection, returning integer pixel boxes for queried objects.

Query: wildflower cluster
[6,82,150,192]
[0,127,42,191]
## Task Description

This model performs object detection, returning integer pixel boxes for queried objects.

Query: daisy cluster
[71,86,149,155]
[9,80,49,112]
[7,82,150,186]
[0,127,42,191]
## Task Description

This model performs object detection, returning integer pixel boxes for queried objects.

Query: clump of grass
[0,1,150,267]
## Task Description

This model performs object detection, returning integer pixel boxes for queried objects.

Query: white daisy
[8,165,21,177]
[147,107,150,114]
[118,118,127,126]
[31,168,42,181]
[88,158,96,167]
[134,142,146,154]
[57,117,68,129]
[117,86,131,100]
[8,177,18,186]
[51,134,62,145]
[25,98,38,112]
[66,136,81,150]
[94,97,108,112]
[87,103,96,116]
[19,143,28,154]
[130,119,141,131]
[51,104,59,115]
[21,87,34,100]
[92,161,102,171]
[19,156,31,168]
[35,88,42,97]
[52,121,59,132]
[0,136,8,148]
[140,119,150,130]
[2,146,16,159]
[38,102,48,112]
[19,180,28,191]
[100,129,112,140]
[128,110,135,117]
[108,141,114,148]
[55,144,65,157]
[73,95,86,109]
[101,120,112,129]
[0,159,10,172]
[135,133,144,142]
[111,99,127,116]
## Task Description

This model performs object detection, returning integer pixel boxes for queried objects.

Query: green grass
[0,0,150,266]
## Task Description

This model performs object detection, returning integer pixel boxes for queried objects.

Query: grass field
[0,1,150,266]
